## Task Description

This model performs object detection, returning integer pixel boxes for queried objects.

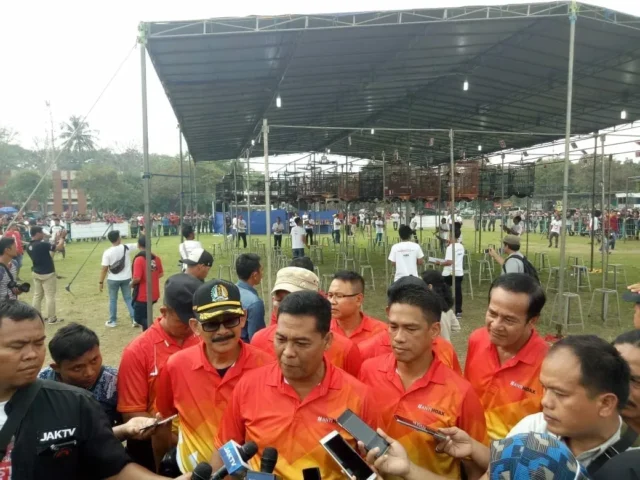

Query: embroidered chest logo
[417,404,446,416]
[510,381,536,394]
[39,428,76,443]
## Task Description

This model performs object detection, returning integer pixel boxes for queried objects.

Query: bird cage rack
[358,164,384,201]
[507,164,535,198]
[338,173,360,201]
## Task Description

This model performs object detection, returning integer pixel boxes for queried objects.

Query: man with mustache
[154,279,272,474]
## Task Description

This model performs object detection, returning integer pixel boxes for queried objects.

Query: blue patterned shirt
[38,365,121,426]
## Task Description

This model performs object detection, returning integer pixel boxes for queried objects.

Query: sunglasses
[200,315,242,332]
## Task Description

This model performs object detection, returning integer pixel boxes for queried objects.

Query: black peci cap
[193,279,244,322]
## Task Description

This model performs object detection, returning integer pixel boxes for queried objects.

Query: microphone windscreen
[260,447,278,473]
[192,462,213,480]
[241,441,259,460]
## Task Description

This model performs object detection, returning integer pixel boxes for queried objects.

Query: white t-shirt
[0,400,7,430]
[232,217,238,229]
[178,239,203,272]
[291,226,306,249]
[333,218,341,231]
[272,222,284,235]
[375,220,384,234]
[391,213,400,223]
[50,225,65,241]
[550,219,561,234]
[302,214,309,221]
[388,242,424,281]
[290,217,296,228]
[237,220,247,233]
[442,244,465,277]
[512,223,524,235]
[101,243,138,281]
[410,218,418,230]
[438,225,449,240]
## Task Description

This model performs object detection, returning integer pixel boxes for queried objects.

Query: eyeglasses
[326,292,361,301]
[200,316,242,332]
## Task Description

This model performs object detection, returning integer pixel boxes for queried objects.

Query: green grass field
[21,225,639,368]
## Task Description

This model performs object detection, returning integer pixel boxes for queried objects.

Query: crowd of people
[2,208,640,479]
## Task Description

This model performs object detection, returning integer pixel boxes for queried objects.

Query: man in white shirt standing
[99,230,138,328]
[236,214,247,248]
[374,215,385,246]
[507,335,634,475]
[50,217,66,260]
[179,225,203,272]
[290,217,306,258]
[391,211,400,231]
[272,216,284,251]
[332,214,342,244]
[409,213,419,242]
[549,214,561,248]
[436,225,464,320]
[388,225,424,281]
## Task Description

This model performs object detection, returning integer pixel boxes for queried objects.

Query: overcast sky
[2,0,639,161]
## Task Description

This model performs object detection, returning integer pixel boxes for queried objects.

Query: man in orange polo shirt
[117,273,203,471]
[464,273,549,440]
[155,279,272,474]
[212,291,380,479]
[252,266,362,376]
[329,270,386,344]
[358,279,487,479]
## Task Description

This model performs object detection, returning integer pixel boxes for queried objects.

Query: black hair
[0,300,43,327]
[107,230,120,243]
[182,225,194,238]
[30,226,43,237]
[235,253,261,281]
[489,273,546,320]
[277,290,331,335]
[613,330,640,348]
[504,240,521,251]
[514,215,522,223]
[294,217,302,226]
[332,270,365,293]
[398,225,412,240]
[290,256,314,272]
[138,235,147,248]
[551,335,630,410]
[387,283,442,324]
[421,270,454,311]
[48,322,100,365]
[0,237,15,256]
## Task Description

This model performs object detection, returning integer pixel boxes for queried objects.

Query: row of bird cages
[478,164,536,200]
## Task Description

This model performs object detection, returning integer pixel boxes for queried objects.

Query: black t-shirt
[6,380,130,479]
[26,240,56,274]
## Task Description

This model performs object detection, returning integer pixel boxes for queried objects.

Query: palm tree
[59,115,98,152]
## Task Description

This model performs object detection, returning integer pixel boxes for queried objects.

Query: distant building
[50,170,89,215]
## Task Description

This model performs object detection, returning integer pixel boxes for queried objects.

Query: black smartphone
[320,431,377,480]
[337,408,390,457]
[484,248,490,254]
[302,467,321,480]
[394,414,447,441]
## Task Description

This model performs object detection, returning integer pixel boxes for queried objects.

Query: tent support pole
[139,35,153,327]
[590,132,598,271]
[555,5,577,333]
[179,128,184,242]
[263,119,273,313]
[246,151,252,249]
[449,129,456,315]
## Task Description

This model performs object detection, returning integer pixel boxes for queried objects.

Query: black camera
[8,281,30,293]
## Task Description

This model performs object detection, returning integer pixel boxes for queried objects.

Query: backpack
[108,245,129,274]
[503,254,540,284]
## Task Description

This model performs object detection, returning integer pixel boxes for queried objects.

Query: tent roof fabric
[143,2,640,165]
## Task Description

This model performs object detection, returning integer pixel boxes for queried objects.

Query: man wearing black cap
[117,273,203,471]
[155,280,272,474]
[178,247,213,282]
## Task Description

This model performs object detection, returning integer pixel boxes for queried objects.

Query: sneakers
[131,321,141,328]
[105,321,117,328]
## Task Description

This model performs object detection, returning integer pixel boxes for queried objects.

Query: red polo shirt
[250,323,362,377]
[464,327,549,440]
[330,313,387,345]
[215,361,380,480]
[156,341,272,473]
[359,353,487,478]
[358,330,462,375]
[117,317,201,416]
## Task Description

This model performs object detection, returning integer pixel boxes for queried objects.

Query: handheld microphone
[302,467,322,480]
[211,440,258,480]
[192,462,213,480]
[260,447,278,473]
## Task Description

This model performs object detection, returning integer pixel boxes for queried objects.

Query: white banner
[70,222,130,240]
